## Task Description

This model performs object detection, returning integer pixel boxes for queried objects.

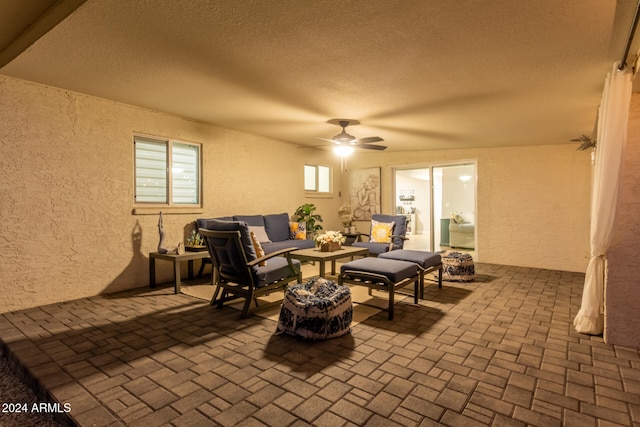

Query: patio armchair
[199,220,302,317]
[352,214,408,256]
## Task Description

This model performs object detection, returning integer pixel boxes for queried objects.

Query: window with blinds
[134,136,201,206]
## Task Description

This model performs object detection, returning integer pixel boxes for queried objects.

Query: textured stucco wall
[346,144,592,272]
[0,76,342,313]
[605,92,640,348]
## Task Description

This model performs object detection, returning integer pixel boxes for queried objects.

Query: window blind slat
[135,138,167,203]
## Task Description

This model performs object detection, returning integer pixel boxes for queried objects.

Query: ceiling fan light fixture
[333,145,354,157]
[333,131,356,144]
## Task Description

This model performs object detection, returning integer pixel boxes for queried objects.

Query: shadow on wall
[101,218,211,296]
[100,220,149,294]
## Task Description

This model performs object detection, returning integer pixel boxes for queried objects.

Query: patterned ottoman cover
[442,252,475,282]
[276,277,353,340]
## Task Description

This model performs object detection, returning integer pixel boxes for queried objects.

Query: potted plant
[294,203,323,239]
[338,204,354,234]
[185,229,206,251]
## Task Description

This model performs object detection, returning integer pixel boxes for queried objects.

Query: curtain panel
[573,62,632,335]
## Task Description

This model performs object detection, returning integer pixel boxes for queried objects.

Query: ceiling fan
[318,119,387,150]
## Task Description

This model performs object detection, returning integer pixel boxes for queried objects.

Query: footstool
[378,250,443,298]
[339,257,419,320]
[276,277,353,340]
[442,252,475,282]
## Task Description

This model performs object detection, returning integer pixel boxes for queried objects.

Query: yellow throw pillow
[289,222,307,240]
[371,220,394,243]
[250,231,267,266]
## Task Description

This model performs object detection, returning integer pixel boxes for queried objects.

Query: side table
[343,233,362,246]
[149,250,210,294]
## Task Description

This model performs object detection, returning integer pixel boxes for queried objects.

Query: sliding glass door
[394,162,476,252]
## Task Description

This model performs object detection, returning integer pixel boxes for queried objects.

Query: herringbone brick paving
[1,263,639,426]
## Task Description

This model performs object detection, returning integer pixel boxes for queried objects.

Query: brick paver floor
[1,263,639,426]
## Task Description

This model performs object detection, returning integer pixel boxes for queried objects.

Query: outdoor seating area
[4,3,640,426]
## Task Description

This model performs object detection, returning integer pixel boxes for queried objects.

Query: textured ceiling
[1,0,639,152]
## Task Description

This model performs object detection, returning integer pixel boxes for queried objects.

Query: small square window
[134,136,201,206]
[304,164,332,196]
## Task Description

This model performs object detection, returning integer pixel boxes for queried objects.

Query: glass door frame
[392,159,477,252]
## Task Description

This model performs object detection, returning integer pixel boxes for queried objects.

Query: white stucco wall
[0,76,342,313]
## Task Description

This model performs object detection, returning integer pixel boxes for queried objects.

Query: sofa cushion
[262,239,315,254]
[249,225,271,243]
[234,215,265,227]
[264,213,291,242]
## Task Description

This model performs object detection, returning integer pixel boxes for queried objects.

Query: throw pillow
[451,212,464,224]
[248,225,271,243]
[289,222,307,240]
[250,231,267,266]
[370,220,394,243]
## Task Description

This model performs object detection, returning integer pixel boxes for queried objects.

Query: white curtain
[574,62,632,335]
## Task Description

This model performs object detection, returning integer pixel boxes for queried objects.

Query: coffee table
[290,246,368,278]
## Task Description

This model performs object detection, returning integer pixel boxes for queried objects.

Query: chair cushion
[196,216,233,229]
[352,241,392,256]
[340,257,418,283]
[203,219,257,262]
[255,257,301,288]
[264,213,291,242]
[262,239,315,254]
[379,250,442,269]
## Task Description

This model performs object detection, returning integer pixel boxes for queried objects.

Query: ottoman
[276,277,353,340]
[442,252,475,282]
[379,250,443,298]
[339,257,419,320]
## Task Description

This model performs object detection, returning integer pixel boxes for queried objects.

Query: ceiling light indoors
[459,175,472,182]
[333,145,354,157]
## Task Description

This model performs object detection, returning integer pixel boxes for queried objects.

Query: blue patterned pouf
[442,252,475,282]
[276,277,353,340]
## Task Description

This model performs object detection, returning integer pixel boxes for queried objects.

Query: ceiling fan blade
[359,144,387,151]
[315,137,342,144]
[358,136,384,144]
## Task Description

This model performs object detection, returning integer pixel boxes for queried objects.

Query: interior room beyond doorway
[394,163,476,257]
